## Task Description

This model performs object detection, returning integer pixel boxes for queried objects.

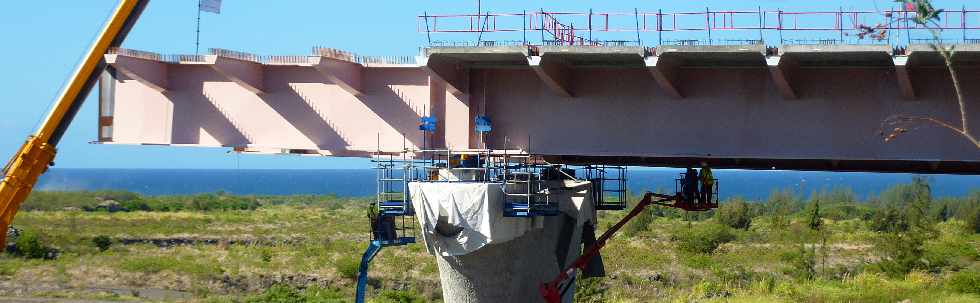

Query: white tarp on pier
[410,182,535,256]
[409,180,595,257]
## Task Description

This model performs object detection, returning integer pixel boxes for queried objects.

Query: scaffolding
[370,153,416,246]
[499,153,558,217]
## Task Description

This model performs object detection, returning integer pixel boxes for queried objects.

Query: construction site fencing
[418,8,980,47]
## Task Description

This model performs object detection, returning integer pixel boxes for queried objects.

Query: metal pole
[839,7,844,44]
[540,9,545,44]
[778,9,784,45]
[658,9,663,46]
[196,0,202,55]
[706,7,712,44]
[523,10,527,45]
[634,8,642,46]
[906,9,911,46]
[424,11,432,46]
[476,0,481,45]
[758,6,764,44]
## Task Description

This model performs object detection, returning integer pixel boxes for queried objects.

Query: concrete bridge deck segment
[99,45,980,174]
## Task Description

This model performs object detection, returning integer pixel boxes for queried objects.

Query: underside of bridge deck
[99,45,980,174]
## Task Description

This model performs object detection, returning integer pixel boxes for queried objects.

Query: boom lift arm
[539,191,694,303]
[0,0,149,246]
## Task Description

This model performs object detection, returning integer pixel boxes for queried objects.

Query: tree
[934,202,950,222]
[807,200,822,230]
[766,189,797,229]
[967,206,980,234]
[716,198,752,230]
[876,0,980,150]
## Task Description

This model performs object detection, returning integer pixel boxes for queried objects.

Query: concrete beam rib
[104,54,167,92]
[766,56,799,100]
[310,56,364,97]
[892,56,916,99]
[528,56,573,97]
[419,56,468,95]
[208,55,264,94]
[644,56,683,99]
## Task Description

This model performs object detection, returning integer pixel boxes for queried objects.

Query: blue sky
[0,0,976,169]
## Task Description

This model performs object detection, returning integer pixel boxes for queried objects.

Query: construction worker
[700,162,714,207]
[367,203,396,241]
[683,167,699,205]
[367,203,381,240]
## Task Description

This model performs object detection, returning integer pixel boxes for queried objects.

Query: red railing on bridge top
[418,8,980,46]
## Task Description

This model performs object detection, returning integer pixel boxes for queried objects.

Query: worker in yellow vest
[699,162,714,206]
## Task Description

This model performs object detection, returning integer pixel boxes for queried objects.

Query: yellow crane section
[0,0,149,246]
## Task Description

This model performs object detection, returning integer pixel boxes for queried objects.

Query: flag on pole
[199,0,222,14]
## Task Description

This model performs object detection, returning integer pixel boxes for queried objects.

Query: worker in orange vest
[699,162,714,207]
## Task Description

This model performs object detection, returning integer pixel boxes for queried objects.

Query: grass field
[1,185,978,302]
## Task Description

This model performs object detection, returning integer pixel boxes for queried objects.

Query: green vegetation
[92,235,112,252]
[671,223,734,254]
[1,179,978,302]
[11,231,55,259]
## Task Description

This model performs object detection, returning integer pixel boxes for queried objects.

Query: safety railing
[361,56,416,65]
[313,46,359,63]
[162,54,207,63]
[209,48,263,63]
[264,55,311,65]
[418,8,980,47]
[107,47,163,61]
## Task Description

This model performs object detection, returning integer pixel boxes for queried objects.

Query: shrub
[245,284,303,303]
[872,230,931,277]
[334,256,360,281]
[947,270,980,295]
[303,286,346,303]
[966,206,980,234]
[783,244,816,280]
[672,223,735,254]
[374,290,425,303]
[92,235,113,252]
[574,277,607,303]
[623,210,654,237]
[716,198,752,230]
[12,231,53,259]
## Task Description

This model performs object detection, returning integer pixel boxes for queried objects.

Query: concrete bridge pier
[411,181,597,303]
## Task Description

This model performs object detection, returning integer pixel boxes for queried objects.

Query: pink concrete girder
[310,56,364,96]
[892,56,916,99]
[766,56,799,100]
[98,46,980,174]
[419,55,468,95]
[208,55,264,94]
[644,56,683,99]
[528,56,573,97]
[105,54,167,92]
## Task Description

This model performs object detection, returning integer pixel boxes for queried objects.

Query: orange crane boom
[0,0,149,246]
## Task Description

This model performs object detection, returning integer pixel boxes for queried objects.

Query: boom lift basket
[674,172,719,211]
[585,165,628,210]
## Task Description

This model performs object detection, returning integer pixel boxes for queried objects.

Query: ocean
[34,168,980,200]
